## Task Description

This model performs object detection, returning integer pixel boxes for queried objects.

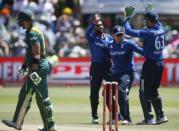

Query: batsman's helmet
[145,11,158,22]
[112,26,124,35]
[18,9,35,22]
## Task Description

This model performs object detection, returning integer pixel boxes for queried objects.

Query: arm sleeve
[124,20,149,38]
[85,24,95,41]
[106,35,114,48]
[129,41,144,56]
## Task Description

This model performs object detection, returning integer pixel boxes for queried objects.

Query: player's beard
[95,28,104,35]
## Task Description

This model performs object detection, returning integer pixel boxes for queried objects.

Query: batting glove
[30,72,42,86]
[18,65,28,76]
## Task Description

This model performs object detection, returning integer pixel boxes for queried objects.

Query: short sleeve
[29,32,40,45]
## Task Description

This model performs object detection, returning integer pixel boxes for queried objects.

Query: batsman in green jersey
[2,9,57,131]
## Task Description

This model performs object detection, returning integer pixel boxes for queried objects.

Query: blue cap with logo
[112,26,124,35]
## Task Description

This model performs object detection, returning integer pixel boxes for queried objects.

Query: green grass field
[0,86,179,131]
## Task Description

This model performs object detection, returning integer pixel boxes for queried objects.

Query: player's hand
[18,65,28,76]
[125,6,135,21]
[93,11,101,25]
[30,72,42,85]
[145,3,152,12]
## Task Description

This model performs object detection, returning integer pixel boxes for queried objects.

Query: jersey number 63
[155,35,165,50]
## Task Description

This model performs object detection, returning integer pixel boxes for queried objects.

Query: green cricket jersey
[25,26,48,71]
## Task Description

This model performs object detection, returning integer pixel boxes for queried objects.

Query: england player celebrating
[106,26,144,125]
[85,12,112,124]
[124,5,168,125]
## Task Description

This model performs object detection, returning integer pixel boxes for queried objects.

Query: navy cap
[145,11,158,22]
[112,26,124,35]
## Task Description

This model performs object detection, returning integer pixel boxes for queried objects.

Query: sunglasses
[96,24,104,30]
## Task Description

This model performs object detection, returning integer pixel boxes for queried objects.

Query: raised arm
[125,20,151,39]
[85,24,95,41]
[85,11,101,41]
[124,6,149,38]
[124,20,141,37]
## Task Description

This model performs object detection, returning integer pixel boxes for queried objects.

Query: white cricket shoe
[156,116,168,124]
[121,120,132,125]
[137,118,156,125]
[91,118,99,124]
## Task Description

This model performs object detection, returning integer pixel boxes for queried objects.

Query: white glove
[30,72,42,85]
[145,3,153,12]
[18,66,28,76]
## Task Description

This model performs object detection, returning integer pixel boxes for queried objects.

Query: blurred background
[0,2,178,130]
[0,0,179,86]
[0,0,179,58]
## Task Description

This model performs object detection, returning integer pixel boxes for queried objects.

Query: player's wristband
[22,64,27,69]
[32,58,40,64]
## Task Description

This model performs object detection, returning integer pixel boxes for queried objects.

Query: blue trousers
[106,71,134,121]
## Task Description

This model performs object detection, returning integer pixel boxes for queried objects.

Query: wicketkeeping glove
[145,3,153,12]
[125,6,135,20]
[30,72,42,85]
[18,65,28,76]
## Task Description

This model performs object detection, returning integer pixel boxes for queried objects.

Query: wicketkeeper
[124,3,168,125]
[2,9,56,131]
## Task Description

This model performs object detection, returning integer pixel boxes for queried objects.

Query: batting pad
[36,92,55,130]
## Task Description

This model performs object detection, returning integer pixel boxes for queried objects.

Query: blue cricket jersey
[124,20,165,61]
[108,39,144,73]
[85,24,113,63]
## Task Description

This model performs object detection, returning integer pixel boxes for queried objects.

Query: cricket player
[2,10,56,131]
[85,12,112,124]
[124,6,168,125]
[106,26,144,125]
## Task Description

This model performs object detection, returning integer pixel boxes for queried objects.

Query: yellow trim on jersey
[31,26,46,56]
[31,26,45,43]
